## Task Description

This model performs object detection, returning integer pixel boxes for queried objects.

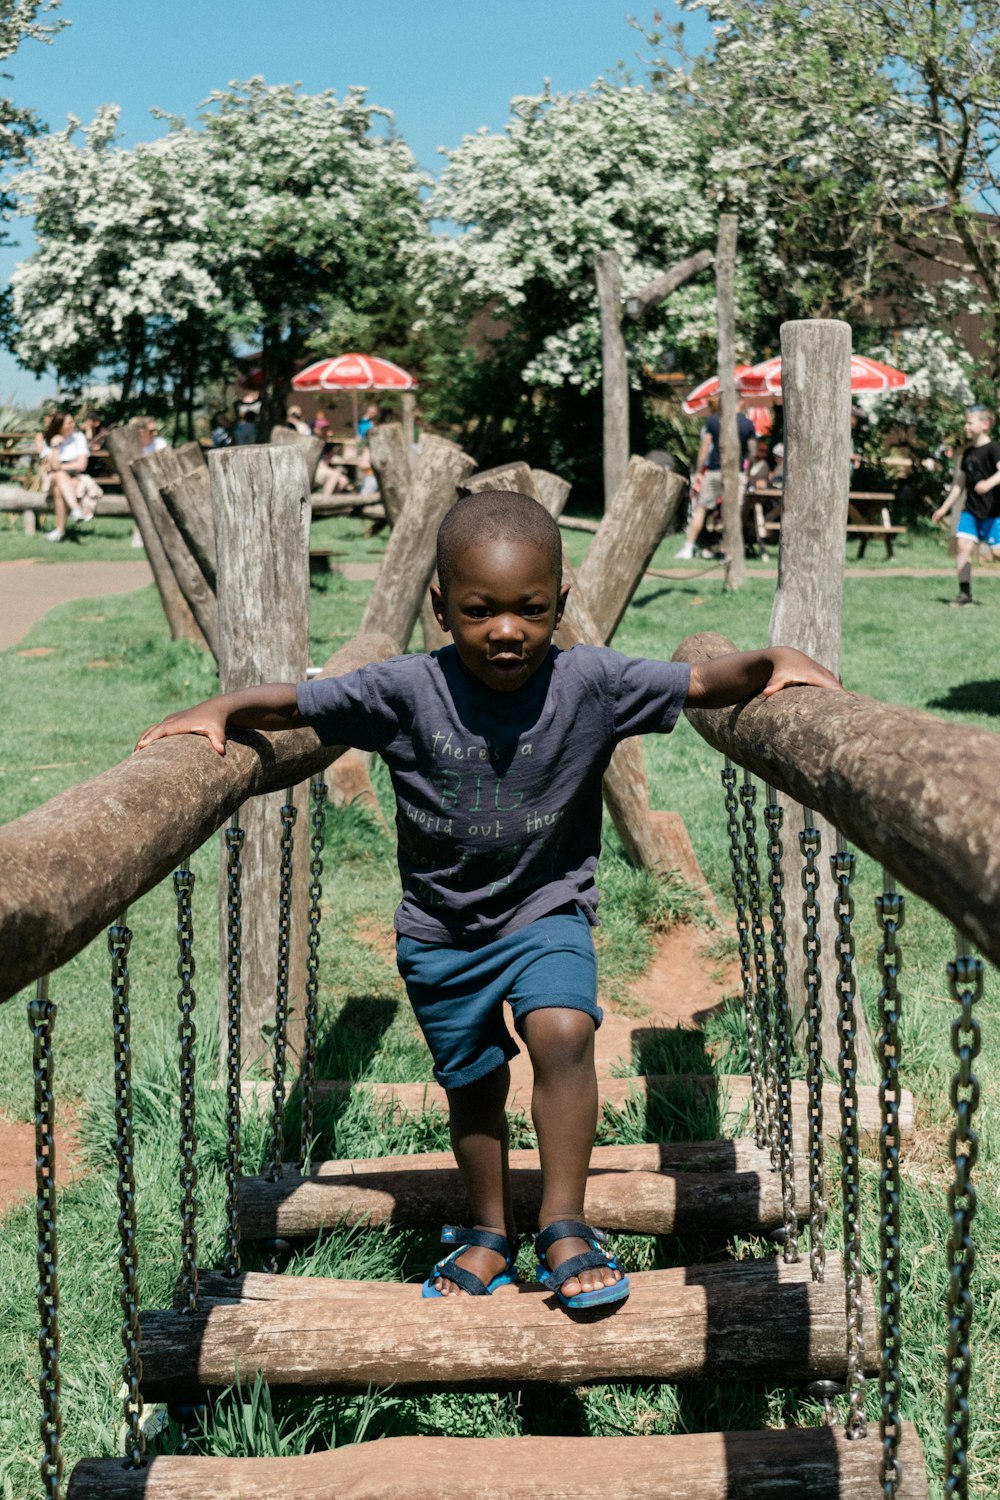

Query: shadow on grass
[927,678,1000,717]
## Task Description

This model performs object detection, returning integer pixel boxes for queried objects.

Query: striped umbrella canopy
[681,366,753,416]
[292,353,417,392]
[736,354,909,397]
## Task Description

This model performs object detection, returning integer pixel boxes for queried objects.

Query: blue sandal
[534,1219,630,1309]
[421,1225,520,1298]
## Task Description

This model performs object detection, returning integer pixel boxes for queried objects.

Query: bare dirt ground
[0,1115,82,1218]
[0,557,153,649]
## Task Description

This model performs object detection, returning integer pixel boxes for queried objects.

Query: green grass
[0,517,998,1496]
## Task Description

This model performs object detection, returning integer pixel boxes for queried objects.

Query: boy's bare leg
[435,1062,515,1294]
[521,1008,622,1299]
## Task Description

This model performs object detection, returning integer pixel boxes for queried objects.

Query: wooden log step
[237,1141,809,1240]
[191,1249,844,1308]
[67,1421,929,1499]
[139,1260,877,1401]
[294,1073,913,1144]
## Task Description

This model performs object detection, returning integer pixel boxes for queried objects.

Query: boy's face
[966,411,991,440]
[431,538,569,694]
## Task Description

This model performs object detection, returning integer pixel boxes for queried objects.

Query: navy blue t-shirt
[297,644,691,945]
[704,412,756,471]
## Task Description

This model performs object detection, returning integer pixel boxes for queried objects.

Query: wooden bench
[0,486,130,534]
[752,489,907,560]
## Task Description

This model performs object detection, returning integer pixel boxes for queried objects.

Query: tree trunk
[210,444,313,1070]
[595,249,630,507]
[131,445,218,658]
[105,426,204,644]
[717,214,746,592]
[767,319,877,1083]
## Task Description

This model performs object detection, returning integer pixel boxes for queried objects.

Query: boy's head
[965,405,994,439]
[432,491,567,693]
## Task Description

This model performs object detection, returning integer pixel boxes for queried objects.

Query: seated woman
[34,411,94,541]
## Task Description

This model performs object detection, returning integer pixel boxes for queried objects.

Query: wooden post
[160,466,217,590]
[716,214,746,592]
[367,422,409,524]
[766,320,876,1082]
[268,426,324,484]
[595,250,630,508]
[210,445,313,1070]
[575,455,684,642]
[105,427,202,643]
[132,445,217,658]
[400,392,416,472]
[531,469,572,519]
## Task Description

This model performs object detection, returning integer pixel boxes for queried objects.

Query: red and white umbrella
[293,353,417,434]
[681,366,753,416]
[737,354,909,398]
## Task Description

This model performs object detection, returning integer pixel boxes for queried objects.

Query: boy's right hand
[135,705,229,755]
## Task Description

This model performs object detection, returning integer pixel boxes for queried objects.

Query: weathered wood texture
[267,426,325,483]
[67,1422,928,1500]
[674,629,1000,965]
[138,1263,877,1399]
[574,454,684,641]
[767,320,876,1080]
[716,214,746,592]
[358,433,474,648]
[211,445,313,1066]
[299,1072,911,1145]
[595,249,630,505]
[622,249,715,323]
[367,421,410,524]
[0,492,131,516]
[531,467,571,518]
[132,444,218,657]
[462,460,537,499]
[237,1151,806,1240]
[160,465,216,588]
[105,427,202,642]
[0,633,398,1004]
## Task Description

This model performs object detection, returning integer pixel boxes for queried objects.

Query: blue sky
[0,0,710,402]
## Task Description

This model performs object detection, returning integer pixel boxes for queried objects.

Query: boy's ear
[430,583,451,633]
[554,581,570,627]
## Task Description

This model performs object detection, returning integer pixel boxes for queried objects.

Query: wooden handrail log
[674,631,1000,964]
[0,632,398,1004]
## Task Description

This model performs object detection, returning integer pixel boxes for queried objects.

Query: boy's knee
[522,1006,595,1071]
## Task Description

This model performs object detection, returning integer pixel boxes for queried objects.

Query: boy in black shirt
[932,405,1000,606]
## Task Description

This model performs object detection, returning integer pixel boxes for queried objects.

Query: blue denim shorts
[957,510,1000,547]
[395,905,602,1090]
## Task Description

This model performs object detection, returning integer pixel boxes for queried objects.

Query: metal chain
[764,791,799,1261]
[875,875,904,1497]
[109,917,145,1469]
[801,811,827,1282]
[299,777,327,1174]
[721,762,768,1148]
[223,814,245,1279]
[267,801,297,1180]
[174,866,199,1313]
[29,975,62,1500]
[831,833,866,1438]
[943,936,983,1499]
[740,771,780,1169]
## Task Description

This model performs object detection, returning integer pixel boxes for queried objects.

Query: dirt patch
[0,1114,83,1219]
[18,646,55,657]
[354,920,398,966]
[0,557,40,569]
[85,659,116,669]
[620,922,739,1029]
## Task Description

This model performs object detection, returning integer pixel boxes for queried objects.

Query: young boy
[931,405,1000,606]
[136,491,841,1309]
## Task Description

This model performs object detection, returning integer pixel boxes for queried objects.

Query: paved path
[0,558,153,650]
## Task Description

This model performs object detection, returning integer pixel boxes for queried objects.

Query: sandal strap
[440,1224,518,1260]
[540,1248,615,1292]
[534,1219,606,1259]
[433,1258,495,1296]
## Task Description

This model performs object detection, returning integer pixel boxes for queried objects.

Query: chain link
[801,811,827,1282]
[299,778,327,1174]
[29,975,62,1500]
[267,801,297,1180]
[875,875,904,1497]
[741,772,780,1169]
[943,937,982,1499]
[223,815,245,1278]
[109,917,145,1469]
[721,763,768,1148]
[764,791,799,1261]
[832,833,866,1438]
[174,866,199,1313]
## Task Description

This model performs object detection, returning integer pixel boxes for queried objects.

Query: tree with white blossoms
[12,106,229,426]
[12,79,428,429]
[422,81,724,485]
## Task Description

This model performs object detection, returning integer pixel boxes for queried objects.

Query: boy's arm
[686,647,842,710]
[691,429,712,491]
[135,683,305,755]
[973,462,1000,495]
[932,481,963,522]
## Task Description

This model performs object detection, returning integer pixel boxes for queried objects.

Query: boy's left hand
[761,647,843,698]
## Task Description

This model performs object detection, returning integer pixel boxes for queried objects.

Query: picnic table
[751,488,907,559]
